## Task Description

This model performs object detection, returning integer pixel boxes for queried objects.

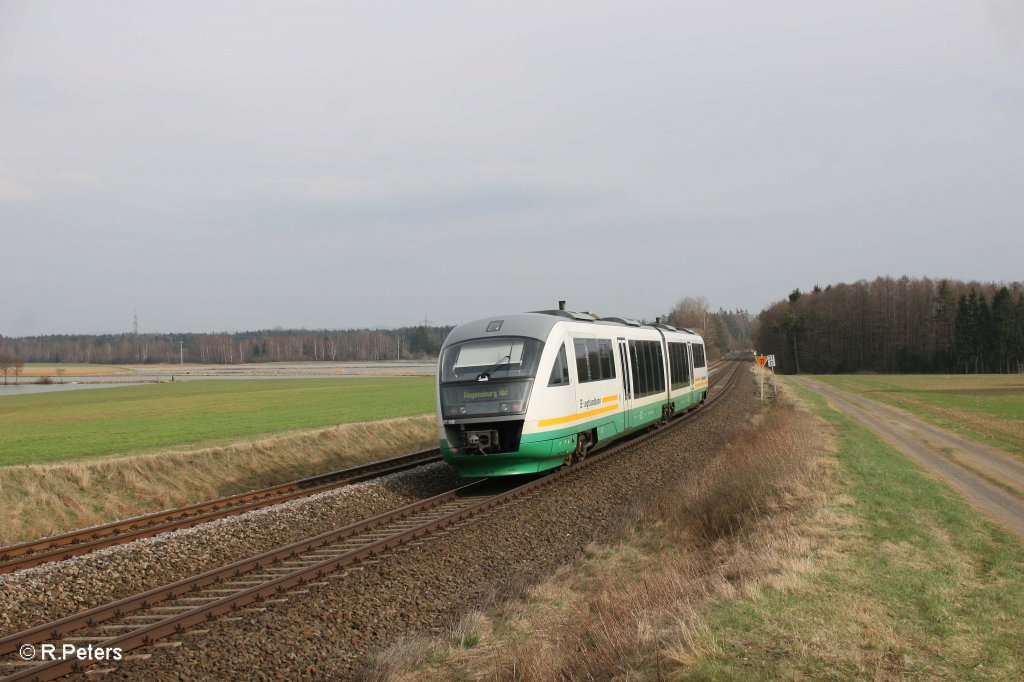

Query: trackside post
[755,355,768,400]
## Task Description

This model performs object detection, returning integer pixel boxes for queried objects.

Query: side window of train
[669,342,690,389]
[629,340,664,397]
[693,343,706,369]
[628,341,641,396]
[574,339,616,384]
[548,344,570,386]
[597,339,615,380]
[653,342,666,392]
[626,342,651,395]
[574,339,591,383]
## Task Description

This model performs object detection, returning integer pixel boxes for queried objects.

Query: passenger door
[617,338,633,430]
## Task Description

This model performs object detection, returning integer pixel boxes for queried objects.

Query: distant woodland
[0,326,453,365]
[1,303,753,369]
[757,277,1024,374]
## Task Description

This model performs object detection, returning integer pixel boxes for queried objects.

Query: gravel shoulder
[798,377,1024,541]
[87,366,759,680]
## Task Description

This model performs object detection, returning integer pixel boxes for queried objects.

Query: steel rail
[0,448,442,574]
[0,479,487,658]
[2,361,745,682]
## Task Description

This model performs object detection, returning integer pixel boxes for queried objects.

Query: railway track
[0,448,443,574]
[0,360,744,682]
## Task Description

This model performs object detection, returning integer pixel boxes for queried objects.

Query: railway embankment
[0,415,436,547]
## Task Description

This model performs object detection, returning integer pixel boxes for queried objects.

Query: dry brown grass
[15,365,132,378]
[366,395,836,681]
[0,415,437,546]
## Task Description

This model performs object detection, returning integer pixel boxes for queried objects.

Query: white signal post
[755,354,768,400]
[767,354,777,395]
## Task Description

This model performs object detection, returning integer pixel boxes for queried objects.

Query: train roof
[443,311,704,347]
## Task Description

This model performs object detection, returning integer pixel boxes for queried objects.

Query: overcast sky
[2,1,1022,336]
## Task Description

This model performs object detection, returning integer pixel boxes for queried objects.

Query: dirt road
[797,377,1024,541]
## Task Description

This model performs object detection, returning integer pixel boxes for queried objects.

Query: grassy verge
[0,377,435,465]
[686,381,1024,679]
[0,415,437,546]
[365,379,1024,681]
[818,374,1024,458]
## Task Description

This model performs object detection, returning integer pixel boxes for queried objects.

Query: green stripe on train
[441,389,706,476]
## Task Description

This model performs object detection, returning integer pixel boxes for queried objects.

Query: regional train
[436,304,709,477]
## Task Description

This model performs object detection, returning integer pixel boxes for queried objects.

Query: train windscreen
[440,337,543,383]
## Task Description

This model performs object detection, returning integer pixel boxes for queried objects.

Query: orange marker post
[755,355,768,400]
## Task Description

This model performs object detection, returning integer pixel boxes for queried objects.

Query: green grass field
[0,378,436,466]
[817,374,1024,457]
[687,381,1024,679]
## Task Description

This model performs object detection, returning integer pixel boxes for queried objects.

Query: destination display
[440,380,533,417]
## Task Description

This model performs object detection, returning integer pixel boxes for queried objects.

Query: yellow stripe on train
[538,401,619,427]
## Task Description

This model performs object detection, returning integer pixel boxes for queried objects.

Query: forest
[756,277,1024,374]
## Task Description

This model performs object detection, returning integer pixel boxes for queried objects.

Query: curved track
[0,360,743,682]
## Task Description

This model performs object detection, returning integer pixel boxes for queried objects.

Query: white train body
[436,309,708,477]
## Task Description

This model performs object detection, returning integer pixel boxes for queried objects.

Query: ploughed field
[817,374,1024,458]
[0,378,435,465]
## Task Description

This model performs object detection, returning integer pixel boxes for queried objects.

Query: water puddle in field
[0,361,437,396]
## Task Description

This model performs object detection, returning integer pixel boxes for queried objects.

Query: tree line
[756,277,1024,374]
[1,302,754,370]
[665,296,753,359]
[0,326,454,366]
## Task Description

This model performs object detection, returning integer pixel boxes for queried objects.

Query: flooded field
[0,361,436,396]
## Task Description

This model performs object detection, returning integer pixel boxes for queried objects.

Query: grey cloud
[1,0,1022,335]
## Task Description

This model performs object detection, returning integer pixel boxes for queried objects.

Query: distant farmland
[0,378,436,466]
[818,374,1024,457]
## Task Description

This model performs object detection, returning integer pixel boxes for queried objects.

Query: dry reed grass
[0,415,437,546]
[368,396,836,681]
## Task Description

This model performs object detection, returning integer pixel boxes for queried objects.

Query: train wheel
[569,431,591,465]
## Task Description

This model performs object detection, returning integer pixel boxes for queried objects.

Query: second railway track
[0,448,443,574]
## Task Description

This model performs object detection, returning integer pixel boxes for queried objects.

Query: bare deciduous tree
[0,354,13,385]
